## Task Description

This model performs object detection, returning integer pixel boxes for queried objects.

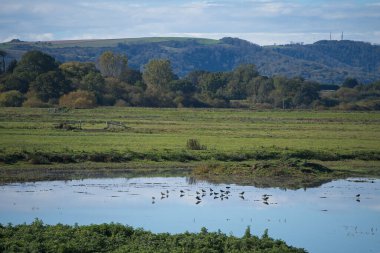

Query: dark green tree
[30,70,72,102]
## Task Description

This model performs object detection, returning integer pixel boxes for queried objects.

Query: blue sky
[0,0,379,45]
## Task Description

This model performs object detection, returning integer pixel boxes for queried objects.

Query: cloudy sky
[1,0,380,45]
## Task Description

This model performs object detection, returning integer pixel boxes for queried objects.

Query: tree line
[0,49,379,110]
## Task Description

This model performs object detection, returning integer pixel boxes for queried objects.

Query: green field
[0,107,380,183]
[0,37,220,49]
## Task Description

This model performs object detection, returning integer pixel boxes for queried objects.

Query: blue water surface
[0,177,379,253]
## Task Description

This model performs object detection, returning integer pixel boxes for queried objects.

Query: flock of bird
[151,186,275,205]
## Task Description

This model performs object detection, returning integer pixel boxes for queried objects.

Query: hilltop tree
[98,51,128,79]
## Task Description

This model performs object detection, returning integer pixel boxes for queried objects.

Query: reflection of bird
[356,199,360,202]
[166,190,169,194]
[214,196,219,199]
[196,201,201,205]
[180,194,184,198]
[239,196,245,200]
[263,201,269,205]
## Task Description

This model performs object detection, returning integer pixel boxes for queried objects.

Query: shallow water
[0,177,379,253]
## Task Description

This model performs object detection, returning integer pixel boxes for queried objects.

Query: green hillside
[1,37,379,84]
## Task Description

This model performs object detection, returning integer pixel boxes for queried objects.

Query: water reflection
[0,177,379,253]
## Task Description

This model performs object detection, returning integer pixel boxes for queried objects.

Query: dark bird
[214,192,219,195]
[240,192,245,195]
[196,191,200,195]
[356,194,360,198]
[152,197,155,200]
[180,190,185,193]
[262,196,269,201]
[196,196,201,201]
[226,186,231,189]
[201,189,206,193]
[220,190,225,193]
[161,192,166,196]
[210,188,214,192]
[225,191,230,194]
[209,193,213,196]
[166,190,169,194]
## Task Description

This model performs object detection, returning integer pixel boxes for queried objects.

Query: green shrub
[0,90,24,107]
[186,139,207,150]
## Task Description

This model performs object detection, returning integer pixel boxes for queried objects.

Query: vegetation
[0,50,379,110]
[0,107,379,185]
[0,220,306,253]
[1,37,379,84]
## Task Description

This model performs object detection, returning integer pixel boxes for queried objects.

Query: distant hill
[1,37,379,84]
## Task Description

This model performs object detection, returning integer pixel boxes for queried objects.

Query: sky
[0,0,380,45]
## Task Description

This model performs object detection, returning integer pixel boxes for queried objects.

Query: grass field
[0,107,379,183]
[0,37,220,49]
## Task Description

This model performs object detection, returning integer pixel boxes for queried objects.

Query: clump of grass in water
[186,139,207,150]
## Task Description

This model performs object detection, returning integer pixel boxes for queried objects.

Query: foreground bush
[0,220,306,253]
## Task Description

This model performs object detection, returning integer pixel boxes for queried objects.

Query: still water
[0,177,379,253]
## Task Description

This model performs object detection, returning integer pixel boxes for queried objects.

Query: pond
[1,177,379,253]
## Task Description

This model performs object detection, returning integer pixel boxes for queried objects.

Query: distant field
[0,107,379,154]
[0,37,220,49]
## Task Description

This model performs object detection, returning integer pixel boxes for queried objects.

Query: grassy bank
[0,107,379,184]
[0,220,306,253]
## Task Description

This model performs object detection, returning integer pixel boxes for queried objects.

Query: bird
[262,196,269,201]
[161,192,166,196]
[210,188,214,192]
[356,194,360,198]
[226,186,231,189]
[196,191,200,195]
[240,191,245,195]
[214,192,219,195]
[152,197,155,200]
[220,190,225,193]
[180,190,185,194]
[201,189,206,193]
[166,190,169,194]
[196,196,201,200]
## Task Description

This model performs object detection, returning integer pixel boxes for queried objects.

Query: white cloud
[0,0,379,45]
